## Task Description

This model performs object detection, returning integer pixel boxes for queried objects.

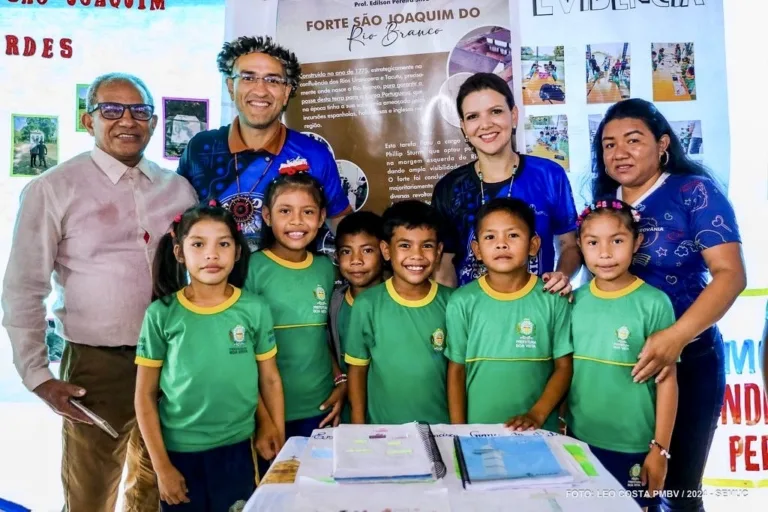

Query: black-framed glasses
[88,102,154,121]
[231,72,288,87]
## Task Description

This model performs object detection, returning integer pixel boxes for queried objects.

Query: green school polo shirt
[444,275,573,432]
[344,279,452,425]
[567,279,676,453]
[135,287,277,452]
[245,250,336,422]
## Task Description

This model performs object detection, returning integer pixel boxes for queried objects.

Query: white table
[245,424,642,512]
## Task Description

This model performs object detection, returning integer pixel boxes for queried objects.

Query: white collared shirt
[2,147,198,390]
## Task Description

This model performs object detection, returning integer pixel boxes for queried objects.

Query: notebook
[331,422,445,483]
[454,435,573,490]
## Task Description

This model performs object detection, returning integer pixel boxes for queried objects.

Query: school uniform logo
[628,463,642,488]
[312,284,328,314]
[313,284,327,301]
[430,328,445,352]
[515,318,537,349]
[229,325,248,355]
[614,326,631,352]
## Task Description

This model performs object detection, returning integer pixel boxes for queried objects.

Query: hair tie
[173,214,182,223]
[208,199,217,207]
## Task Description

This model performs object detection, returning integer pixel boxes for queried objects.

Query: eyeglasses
[88,102,155,121]
[231,73,289,87]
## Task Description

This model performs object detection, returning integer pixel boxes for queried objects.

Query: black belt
[101,345,137,352]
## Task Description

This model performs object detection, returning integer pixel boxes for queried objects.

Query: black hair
[591,98,713,199]
[577,198,640,239]
[152,201,250,302]
[474,198,535,238]
[335,211,385,247]
[381,200,442,243]
[216,36,301,96]
[260,172,327,251]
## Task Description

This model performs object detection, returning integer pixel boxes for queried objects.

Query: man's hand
[33,379,92,424]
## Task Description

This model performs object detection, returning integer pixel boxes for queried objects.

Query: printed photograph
[438,72,473,128]
[11,115,59,177]
[588,114,604,148]
[448,26,513,85]
[670,120,703,155]
[652,43,696,101]
[319,230,338,266]
[524,115,569,171]
[302,131,335,158]
[162,98,209,159]
[76,83,89,132]
[336,159,369,211]
[521,46,565,105]
[586,43,631,104]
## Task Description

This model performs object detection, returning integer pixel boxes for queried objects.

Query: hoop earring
[660,150,670,167]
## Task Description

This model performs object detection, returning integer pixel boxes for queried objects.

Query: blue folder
[455,435,567,483]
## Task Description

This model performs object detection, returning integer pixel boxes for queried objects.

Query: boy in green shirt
[345,200,452,424]
[330,212,386,423]
[445,198,573,432]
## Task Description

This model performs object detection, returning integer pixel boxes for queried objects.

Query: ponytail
[152,231,187,303]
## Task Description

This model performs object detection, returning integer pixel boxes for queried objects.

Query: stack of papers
[331,423,435,483]
[455,435,574,491]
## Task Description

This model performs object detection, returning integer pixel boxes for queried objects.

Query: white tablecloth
[244,424,642,512]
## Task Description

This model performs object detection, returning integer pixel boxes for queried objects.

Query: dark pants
[661,337,725,512]
[589,445,660,510]
[162,439,255,512]
[256,413,326,483]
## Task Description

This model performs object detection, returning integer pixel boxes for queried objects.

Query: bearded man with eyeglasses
[177,36,351,255]
[2,73,198,512]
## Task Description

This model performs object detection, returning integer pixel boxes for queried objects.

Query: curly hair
[216,36,301,96]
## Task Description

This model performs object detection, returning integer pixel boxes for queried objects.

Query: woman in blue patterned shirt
[591,98,746,511]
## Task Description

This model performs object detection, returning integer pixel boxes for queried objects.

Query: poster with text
[277,0,515,214]
[515,0,731,204]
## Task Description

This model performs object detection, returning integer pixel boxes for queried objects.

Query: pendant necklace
[227,153,276,225]
[477,153,520,205]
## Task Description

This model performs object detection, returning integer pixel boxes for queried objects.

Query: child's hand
[505,410,544,431]
[641,450,668,497]
[255,417,283,461]
[157,465,190,505]
[318,382,347,428]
